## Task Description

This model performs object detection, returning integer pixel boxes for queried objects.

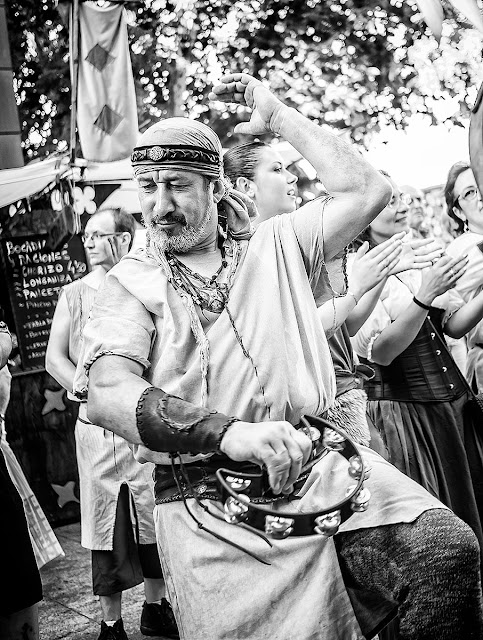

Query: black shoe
[98,619,129,640]
[140,599,180,638]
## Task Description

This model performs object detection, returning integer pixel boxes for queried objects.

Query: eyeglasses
[386,192,412,209]
[406,195,424,206]
[81,232,124,243]
[456,187,478,205]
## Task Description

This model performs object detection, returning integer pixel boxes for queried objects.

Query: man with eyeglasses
[46,208,179,640]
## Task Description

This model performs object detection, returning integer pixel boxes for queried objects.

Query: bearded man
[74,74,482,640]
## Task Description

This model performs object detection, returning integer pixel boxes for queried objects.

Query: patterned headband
[131,144,222,178]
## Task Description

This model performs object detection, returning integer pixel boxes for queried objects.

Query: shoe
[140,599,180,638]
[98,618,129,640]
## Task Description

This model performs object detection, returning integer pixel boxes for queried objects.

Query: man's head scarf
[132,117,257,239]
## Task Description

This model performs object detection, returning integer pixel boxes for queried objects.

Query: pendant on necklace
[198,284,228,313]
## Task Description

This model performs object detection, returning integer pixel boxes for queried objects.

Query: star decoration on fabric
[42,388,66,415]
[94,105,123,135]
[85,43,114,72]
[51,481,80,508]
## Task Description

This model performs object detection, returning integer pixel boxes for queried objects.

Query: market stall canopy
[0,155,71,208]
[79,157,133,183]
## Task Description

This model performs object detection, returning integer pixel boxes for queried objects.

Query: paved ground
[39,522,168,640]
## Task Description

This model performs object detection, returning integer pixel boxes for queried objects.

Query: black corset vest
[361,310,467,403]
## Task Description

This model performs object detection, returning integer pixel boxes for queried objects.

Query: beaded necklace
[159,233,242,317]
[166,240,229,314]
[148,233,241,405]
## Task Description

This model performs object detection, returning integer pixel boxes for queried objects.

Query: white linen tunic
[65,279,157,550]
[75,202,447,638]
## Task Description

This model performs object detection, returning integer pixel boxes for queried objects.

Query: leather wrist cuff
[136,387,238,454]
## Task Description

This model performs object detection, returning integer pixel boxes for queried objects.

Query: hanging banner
[76,1,138,162]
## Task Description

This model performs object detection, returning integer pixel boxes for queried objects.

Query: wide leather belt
[214,415,371,539]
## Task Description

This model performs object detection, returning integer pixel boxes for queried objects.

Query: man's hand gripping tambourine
[217,415,372,540]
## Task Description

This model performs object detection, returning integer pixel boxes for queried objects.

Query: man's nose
[154,186,175,218]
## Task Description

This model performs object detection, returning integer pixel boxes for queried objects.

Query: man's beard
[144,205,213,254]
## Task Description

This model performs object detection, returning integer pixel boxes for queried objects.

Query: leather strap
[136,386,238,454]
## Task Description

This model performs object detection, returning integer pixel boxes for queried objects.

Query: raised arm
[317,234,404,335]
[371,254,467,366]
[210,73,392,259]
[346,236,444,336]
[45,292,77,392]
[444,289,483,339]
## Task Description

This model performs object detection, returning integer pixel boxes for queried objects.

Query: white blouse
[352,269,463,362]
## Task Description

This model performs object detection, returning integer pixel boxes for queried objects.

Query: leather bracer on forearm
[136,386,238,454]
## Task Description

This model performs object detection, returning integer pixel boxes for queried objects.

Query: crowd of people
[2,72,483,640]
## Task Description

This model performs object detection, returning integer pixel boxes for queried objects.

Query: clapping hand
[349,232,405,298]
[389,237,444,275]
[209,73,286,136]
[416,253,469,305]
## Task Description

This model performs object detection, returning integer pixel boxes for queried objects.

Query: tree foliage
[5,0,483,159]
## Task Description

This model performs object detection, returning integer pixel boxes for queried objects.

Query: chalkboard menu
[0,235,87,372]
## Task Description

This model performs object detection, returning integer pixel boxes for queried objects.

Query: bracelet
[346,290,359,306]
[413,296,431,311]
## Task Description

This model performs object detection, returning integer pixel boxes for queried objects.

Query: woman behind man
[444,162,483,392]
[351,174,483,551]
[223,142,440,448]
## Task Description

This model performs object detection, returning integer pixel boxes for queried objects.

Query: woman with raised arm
[352,173,483,551]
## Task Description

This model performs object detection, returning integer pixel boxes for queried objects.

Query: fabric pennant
[448,0,483,34]
[415,0,445,41]
[77,1,138,162]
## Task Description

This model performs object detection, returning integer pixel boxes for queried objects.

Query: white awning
[0,155,71,208]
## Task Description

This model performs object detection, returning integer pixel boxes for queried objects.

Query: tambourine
[216,415,371,539]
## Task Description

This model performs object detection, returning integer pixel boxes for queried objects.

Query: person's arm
[210,74,392,259]
[0,329,12,371]
[346,280,387,336]
[444,289,483,339]
[45,292,76,392]
[345,239,444,335]
[317,234,403,335]
[371,254,468,366]
[342,235,444,336]
[87,355,312,495]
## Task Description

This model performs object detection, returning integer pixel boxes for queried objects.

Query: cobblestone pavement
[39,522,167,640]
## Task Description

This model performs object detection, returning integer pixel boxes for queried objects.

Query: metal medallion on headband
[131,144,221,171]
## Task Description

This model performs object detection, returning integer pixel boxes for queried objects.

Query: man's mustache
[147,215,187,226]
